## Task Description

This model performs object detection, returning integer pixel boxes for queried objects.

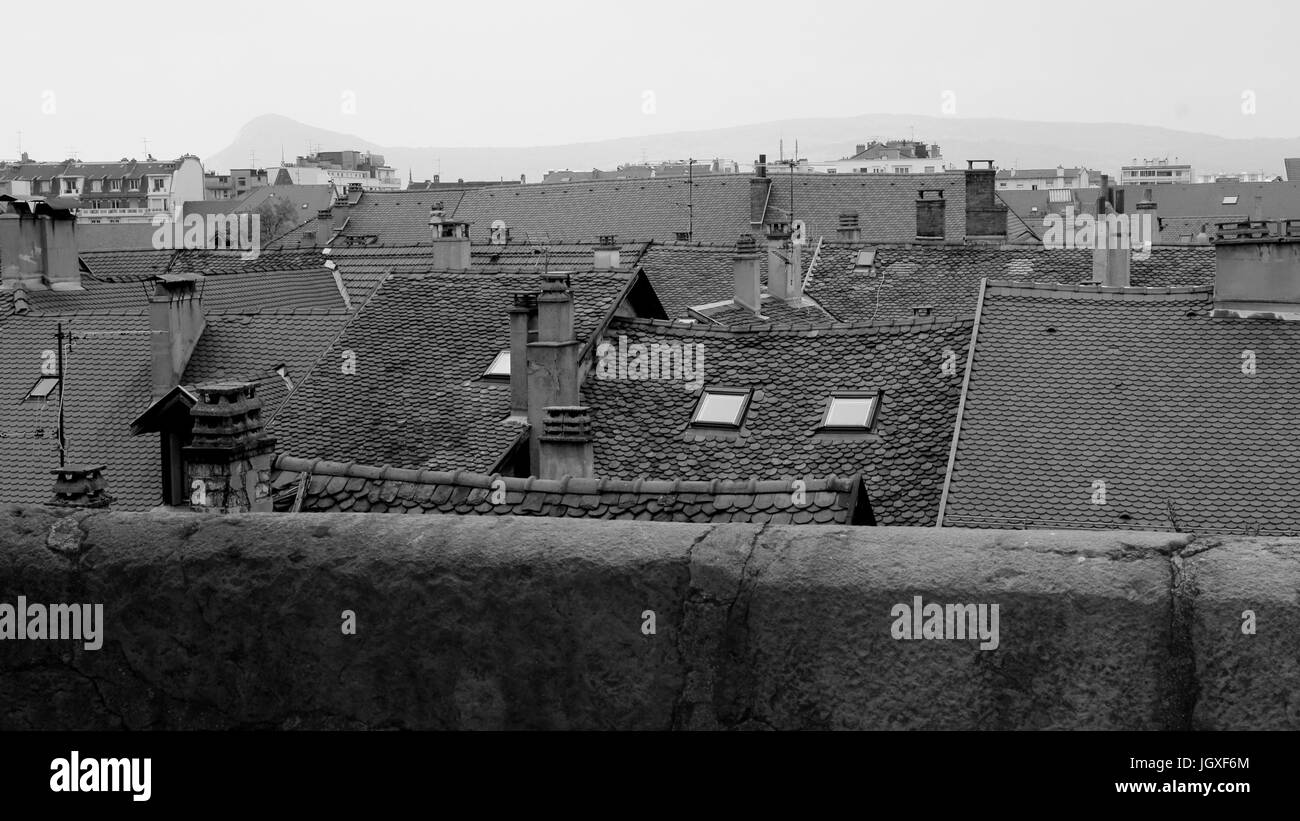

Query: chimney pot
[182,382,276,513]
[48,464,113,508]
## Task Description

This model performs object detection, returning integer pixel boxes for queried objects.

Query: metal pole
[56,323,67,465]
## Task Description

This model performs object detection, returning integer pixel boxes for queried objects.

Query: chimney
[48,464,113,508]
[733,234,762,313]
[526,273,581,472]
[315,208,334,247]
[1210,219,1300,317]
[149,275,206,402]
[1135,188,1158,251]
[1091,176,1131,287]
[520,173,526,184]
[593,235,620,270]
[837,212,861,243]
[0,202,79,291]
[766,223,802,303]
[182,382,277,513]
[855,144,867,155]
[507,292,537,420]
[429,202,471,270]
[916,189,946,239]
[40,215,80,290]
[347,182,363,205]
[433,174,440,184]
[538,406,594,478]
[964,160,1007,239]
[750,154,771,225]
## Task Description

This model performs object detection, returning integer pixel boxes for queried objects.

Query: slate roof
[448,176,754,244]
[805,243,1216,322]
[269,455,871,524]
[762,172,968,243]
[334,190,469,245]
[269,270,646,474]
[7,269,347,316]
[941,282,1300,535]
[1000,182,1300,243]
[0,312,157,509]
[583,315,973,526]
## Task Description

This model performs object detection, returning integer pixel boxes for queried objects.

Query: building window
[483,350,511,379]
[89,180,102,192]
[893,166,911,174]
[26,376,59,401]
[924,166,935,173]
[826,168,837,174]
[152,178,165,191]
[690,387,751,428]
[819,391,881,431]
[63,179,79,193]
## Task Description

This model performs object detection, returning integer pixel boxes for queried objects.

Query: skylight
[484,350,511,379]
[820,392,880,431]
[1222,195,1239,205]
[26,376,59,400]
[691,387,751,428]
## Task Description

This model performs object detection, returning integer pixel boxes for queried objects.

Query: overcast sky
[3,0,1297,163]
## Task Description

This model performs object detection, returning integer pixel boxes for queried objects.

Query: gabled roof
[941,282,1300,535]
[269,270,653,474]
[269,455,872,524]
[805,243,1216,322]
[583,315,973,526]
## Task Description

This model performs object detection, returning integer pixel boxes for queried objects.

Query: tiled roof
[942,282,1300,535]
[633,242,784,319]
[269,455,870,524]
[805,243,1216,322]
[583,315,973,526]
[182,308,353,422]
[334,190,468,245]
[13,269,347,315]
[762,172,968,243]
[269,270,643,474]
[78,248,329,279]
[694,293,832,326]
[0,312,159,509]
[449,176,754,244]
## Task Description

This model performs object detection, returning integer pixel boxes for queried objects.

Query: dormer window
[819,391,880,432]
[483,350,511,379]
[26,376,59,401]
[691,387,751,428]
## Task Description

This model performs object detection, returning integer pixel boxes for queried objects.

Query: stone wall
[0,505,1295,730]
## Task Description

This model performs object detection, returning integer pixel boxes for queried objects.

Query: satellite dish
[490,219,508,245]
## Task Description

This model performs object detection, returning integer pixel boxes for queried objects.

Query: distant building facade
[1121,157,1192,185]
[542,158,738,184]
[804,140,947,175]
[204,167,270,200]
[996,166,1097,190]
[275,150,401,193]
[0,154,205,223]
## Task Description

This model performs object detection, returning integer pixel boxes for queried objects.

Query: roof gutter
[935,276,987,527]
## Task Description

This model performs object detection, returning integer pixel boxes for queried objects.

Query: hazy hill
[206,113,1300,184]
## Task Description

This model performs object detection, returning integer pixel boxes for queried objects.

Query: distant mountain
[206,112,1300,184]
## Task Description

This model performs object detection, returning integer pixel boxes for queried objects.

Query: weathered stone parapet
[0,508,1294,730]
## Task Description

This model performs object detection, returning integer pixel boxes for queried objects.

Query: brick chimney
[837,212,861,243]
[182,382,277,513]
[149,275,206,402]
[1135,188,1158,249]
[593,235,620,270]
[964,160,1007,239]
[916,189,946,239]
[429,202,471,270]
[526,273,583,473]
[538,406,594,479]
[1210,219,1300,317]
[48,464,113,508]
[855,144,867,156]
[507,292,537,420]
[733,234,761,313]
